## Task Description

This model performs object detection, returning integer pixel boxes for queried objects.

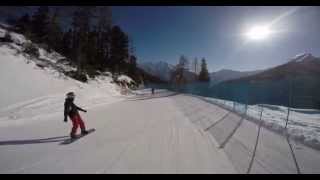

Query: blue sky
[2,6,320,72]
[111,6,320,72]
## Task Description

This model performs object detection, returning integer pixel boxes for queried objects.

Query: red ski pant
[70,114,86,135]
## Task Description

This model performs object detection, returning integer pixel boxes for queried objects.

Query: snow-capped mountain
[230,53,320,82]
[139,61,200,83]
[291,53,316,63]
[138,61,174,81]
[214,53,320,109]
[210,69,263,84]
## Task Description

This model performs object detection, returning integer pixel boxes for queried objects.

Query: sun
[245,25,272,40]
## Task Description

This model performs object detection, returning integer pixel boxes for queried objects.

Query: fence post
[233,101,235,111]
[245,82,249,116]
[259,105,264,121]
[245,84,248,115]
[285,76,293,130]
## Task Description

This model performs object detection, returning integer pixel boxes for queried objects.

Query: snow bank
[9,31,28,45]
[0,28,5,38]
[117,75,133,84]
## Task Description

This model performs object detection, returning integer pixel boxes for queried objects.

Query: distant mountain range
[139,54,320,108]
[138,61,174,82]
[210,69,263,84]
[138,61,264,84]
[214,53,320,108]
[138,61,197,82]
[227,53,320,82]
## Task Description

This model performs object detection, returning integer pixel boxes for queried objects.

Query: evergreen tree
[110,25,129,74]
[4,6,145,84]
[6,16,17,26]
[31,6,50,43]
[71,6,96,73]
[46,9,63,52]
[128,55,137,78]
[198,58,210,82]
[15,13,31,34]
[96,6,112,70]
[86,29,99,71]
[61,29,72,59]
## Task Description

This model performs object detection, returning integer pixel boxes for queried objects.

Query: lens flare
[245,25,271,40]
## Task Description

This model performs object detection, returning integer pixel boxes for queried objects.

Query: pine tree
[15,13,31,34]
[198,58,210,82]
[31,6,50,43]
[110,25,129,74]
[96,6,112,70]
[46,9,63,52]
[61,29,72,59]
[128,55,137,78]
[71,6,96,74]
[86,29,99,71]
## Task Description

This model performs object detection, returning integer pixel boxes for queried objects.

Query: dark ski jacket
[64,98,86,120]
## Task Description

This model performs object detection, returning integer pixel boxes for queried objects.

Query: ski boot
[70,134,77,139]
[81,130,89,135]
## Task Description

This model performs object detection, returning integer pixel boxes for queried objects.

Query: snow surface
[173,93,320,173]
[0,44,123,111]
[117,75,133,84]
[201,97,320,150]
[291,53,316,63]
[0,28,5,38]
[0,91,237,174]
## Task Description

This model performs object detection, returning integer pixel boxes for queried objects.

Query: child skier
[64,92,88,139]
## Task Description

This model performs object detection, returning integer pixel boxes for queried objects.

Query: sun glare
[245,25,271,40]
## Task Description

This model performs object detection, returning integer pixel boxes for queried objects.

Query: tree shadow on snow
[0,136,69,146]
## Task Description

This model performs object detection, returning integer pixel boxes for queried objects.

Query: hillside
[210,69,263,84]
[230,53,320,82]
[139,61,198,83]
[138,61,173,81]
[0,25,133,111]
[213,53,320,108]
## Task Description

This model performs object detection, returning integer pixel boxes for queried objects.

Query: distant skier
[64,92,88,139]
[151,88,155,95]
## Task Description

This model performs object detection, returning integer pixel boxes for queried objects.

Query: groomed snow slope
[1,90,320,173]
[0,91,236,174]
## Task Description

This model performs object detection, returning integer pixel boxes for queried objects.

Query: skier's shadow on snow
[0,136,69,146]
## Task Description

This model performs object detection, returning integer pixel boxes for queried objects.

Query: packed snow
[117,75,133,84]
[0,28,5,38]
[201,96,320,150]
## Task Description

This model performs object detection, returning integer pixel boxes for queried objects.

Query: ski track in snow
[1,90,320,173]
